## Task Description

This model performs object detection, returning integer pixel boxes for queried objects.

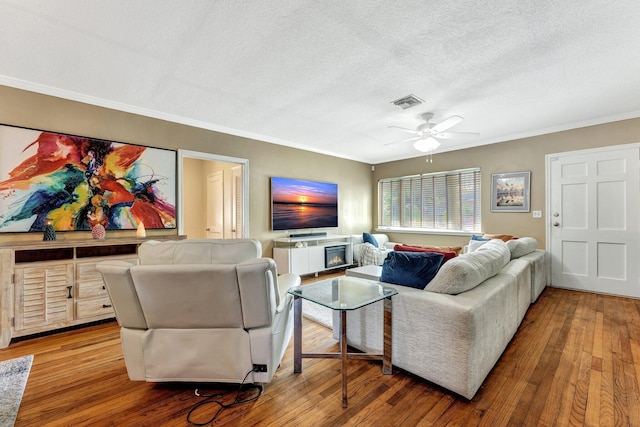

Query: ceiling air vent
[391,94,424,109]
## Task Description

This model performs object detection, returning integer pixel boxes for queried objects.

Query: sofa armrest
[383,241,400,250]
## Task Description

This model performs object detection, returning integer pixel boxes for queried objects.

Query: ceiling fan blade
[388,125,418,134]
[434,131,480,139]
[430,115,464,133]
[384,135,420,146]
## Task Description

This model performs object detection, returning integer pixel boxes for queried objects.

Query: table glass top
[288,277,397,310]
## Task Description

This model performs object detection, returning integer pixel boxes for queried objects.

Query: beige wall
[375,118,640,249]
[0,85,373,255]
[2,84,640,254]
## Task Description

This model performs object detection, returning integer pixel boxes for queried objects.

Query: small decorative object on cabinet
[43,219,56,241]
[136,222,146,238]
[91,224,106,239]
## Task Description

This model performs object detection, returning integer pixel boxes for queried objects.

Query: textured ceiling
[1,1,640,164]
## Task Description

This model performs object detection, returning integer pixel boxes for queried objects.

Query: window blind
[378,168,481,232]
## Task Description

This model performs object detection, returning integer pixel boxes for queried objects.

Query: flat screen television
[0,124,176,233]
[271,177,338,231]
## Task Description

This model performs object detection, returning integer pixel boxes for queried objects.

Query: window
[378,168,481,232]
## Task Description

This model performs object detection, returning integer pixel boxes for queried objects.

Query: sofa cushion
[393,244,457,264]
[138,239,261,265]
[468,239,490,252]
[425,239,511,294]
[380,251,444,289]
[363,232,379,247]
[507,237,538,258]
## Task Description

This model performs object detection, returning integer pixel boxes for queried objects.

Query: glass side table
[288,277,398,407]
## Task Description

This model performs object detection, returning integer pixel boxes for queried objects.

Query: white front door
[548,144,640,298]
[206,171,224,239]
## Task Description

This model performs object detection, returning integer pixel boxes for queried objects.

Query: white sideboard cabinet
[272,234,353,276]
[0,236,184,348]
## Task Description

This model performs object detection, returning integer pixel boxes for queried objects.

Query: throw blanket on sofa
[359,242,389,266]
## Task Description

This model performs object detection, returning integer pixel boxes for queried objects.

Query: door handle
[553,222,560,226]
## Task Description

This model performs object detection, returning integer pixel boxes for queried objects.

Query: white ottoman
[345,265,382,281]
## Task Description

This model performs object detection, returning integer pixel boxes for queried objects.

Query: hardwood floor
[2,273,640,426]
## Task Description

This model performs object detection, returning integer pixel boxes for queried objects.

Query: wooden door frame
[177,149,249,237]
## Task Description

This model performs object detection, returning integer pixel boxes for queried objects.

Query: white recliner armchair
[96,238,299,384]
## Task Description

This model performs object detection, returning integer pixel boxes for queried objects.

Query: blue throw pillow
[471,235,490,241]
[363,232,379,248]
[380,251,444,289]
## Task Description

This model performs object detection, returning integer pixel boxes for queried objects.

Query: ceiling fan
[386,113,479,153]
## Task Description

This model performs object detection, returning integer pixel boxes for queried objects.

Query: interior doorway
[177,150,249,239]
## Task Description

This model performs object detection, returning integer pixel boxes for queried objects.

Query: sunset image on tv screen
[271,177,338,230]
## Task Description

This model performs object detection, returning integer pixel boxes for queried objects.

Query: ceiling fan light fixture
[413,137,441,152]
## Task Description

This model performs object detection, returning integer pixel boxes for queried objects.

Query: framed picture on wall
[0,123,177,233]
[491,171,530,212]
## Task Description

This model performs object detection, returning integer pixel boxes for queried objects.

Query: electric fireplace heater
[325,245,347,269]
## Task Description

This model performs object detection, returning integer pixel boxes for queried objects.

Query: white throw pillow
[468,239,489,252]
[425,239,511,295]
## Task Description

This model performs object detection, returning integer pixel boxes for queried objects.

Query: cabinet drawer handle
[102,304,112,309]
[67,286,73,299]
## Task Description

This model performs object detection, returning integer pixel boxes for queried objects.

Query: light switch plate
[532,210,542,218]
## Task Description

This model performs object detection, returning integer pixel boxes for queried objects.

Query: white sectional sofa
[335,238,547,399]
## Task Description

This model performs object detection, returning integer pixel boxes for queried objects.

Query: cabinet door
[272,247,291,274]
[290,247,309,275]
[14,263,74,332]
[307,246,326,273]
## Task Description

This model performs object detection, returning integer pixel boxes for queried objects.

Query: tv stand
[0,235,185,348]
[273,235,352,276]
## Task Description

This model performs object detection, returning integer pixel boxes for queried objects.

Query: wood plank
[1,282,639,426]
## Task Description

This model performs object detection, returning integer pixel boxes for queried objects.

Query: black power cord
[186,369,264,426]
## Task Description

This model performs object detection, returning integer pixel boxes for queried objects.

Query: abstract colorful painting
[0,124,176,232]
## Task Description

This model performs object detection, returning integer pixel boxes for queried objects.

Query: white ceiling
[1,1,640,164]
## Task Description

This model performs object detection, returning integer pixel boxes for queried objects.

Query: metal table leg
[341,309,348,408]
[293,295,302,373]
[382,296,393,375]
